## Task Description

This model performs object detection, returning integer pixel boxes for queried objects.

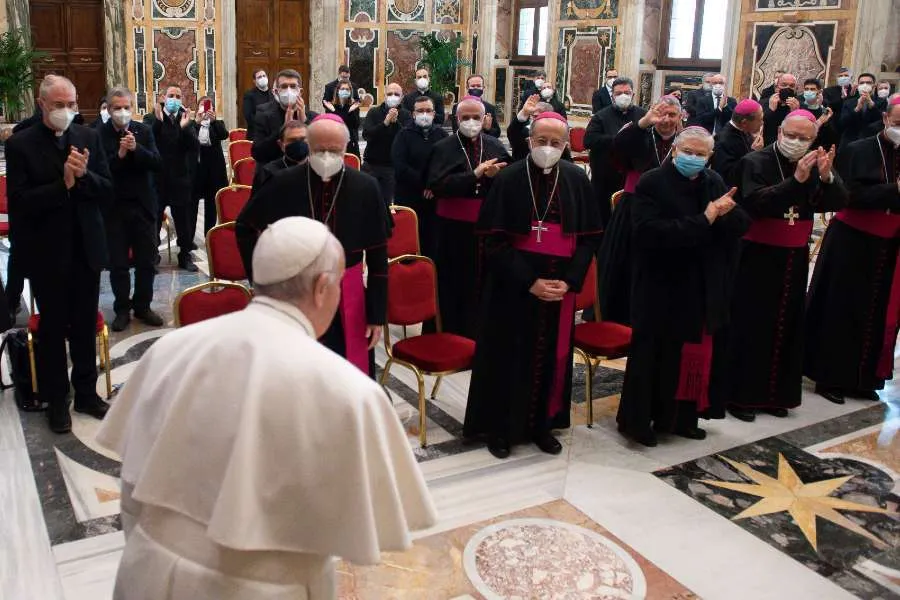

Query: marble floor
[1,214,898,600]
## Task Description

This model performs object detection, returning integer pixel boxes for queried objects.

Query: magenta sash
[510,222,576,257]
[878,248,900,379]
[743,218,813,248]
[675,332,713,412]
[624,170,641,194]
[835,209,900,239]
[436,197,482,223]
[339,262,369,374]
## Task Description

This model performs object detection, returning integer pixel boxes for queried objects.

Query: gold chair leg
[379,358,393,386]
[414,369,427,448]
[102,326,112,400]
[586,358,595,428]
[26,332,38,394]
[431,375,443,398]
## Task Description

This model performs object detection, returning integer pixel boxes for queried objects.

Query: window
[659,0,725,68]
[514,0,549,63]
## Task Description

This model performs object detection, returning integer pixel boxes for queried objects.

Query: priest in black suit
[591,67,617,113]
[236,114,388,377]
[402,66,445,126]
[449,74,501,138]
[686,74,736,135]
[710,99,765,186]
[241,69,272,137]
[251,69,319,167]
[5,75,113,433]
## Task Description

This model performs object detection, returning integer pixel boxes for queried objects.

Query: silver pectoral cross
[532,221,548,243]
[784,206,799,226]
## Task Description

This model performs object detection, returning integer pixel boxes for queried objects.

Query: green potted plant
[418,32,471,108]
[0,28,45,123]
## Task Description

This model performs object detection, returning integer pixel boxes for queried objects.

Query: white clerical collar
[252,296,315,337]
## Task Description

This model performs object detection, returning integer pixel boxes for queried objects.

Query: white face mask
[416,77,429,91]
[540,88,554,100]
[458,119,482,138]
[614,93,632,110]
[702,83,713,91]
[256,76,269,90]
[111,109,132,127]
[100,109,110,123]
[385,94,401,108]
[777,136,812,161]
[534,78,544,88]
[308,151,344,181]
[877,88,890,99]
[885,126,900,147]
[48,107,76,133]
[415,113,434,128]
[712,84,725,96]
[858,83,873,95]
[530,145,563,169]
[278,88,300,107]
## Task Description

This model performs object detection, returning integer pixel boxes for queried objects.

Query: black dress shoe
[178,259,199,272]
[111,312,131,332]
[728,406,756,422]
[48,406,72,434]
[620,426,657,447]
[74,396,109,420]
[849,389,880,401]
[815,384,845,404]
[762,407,789,418]
[674,426,707,440]
[487,437,511,459]
[134,309,164,327]
[533,431,563,455]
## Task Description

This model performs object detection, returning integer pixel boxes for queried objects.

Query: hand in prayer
[751,133,765,150]
[793,150,819,183]
[483,113,493,130]
[365,325,382,350]
[179,109,193,129]
[816,145,836,181]
[384,107,399,125]
[475,158,507,178]
[118,131,136,159]
[785,97,800,111]
[856,93,873,111]
[816,107,833,126]
[530,279,566,302]
[64,147,89,189]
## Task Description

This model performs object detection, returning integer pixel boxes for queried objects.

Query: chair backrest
[215,185,252,223]
[611,189,624,211]
[206,222,247,281]
[386,205,420,258]
[574,258,598,312]
[386,255,438,326]
[229,129,248,142]
[570,127,587,153]
[228,140,253,166]
[343,153,361,170]
[174,281,252,327]
[0,175,7,214]
[232,157,256,186]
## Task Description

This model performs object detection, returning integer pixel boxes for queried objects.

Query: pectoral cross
[784,206,799,226]
[532,221,548,243]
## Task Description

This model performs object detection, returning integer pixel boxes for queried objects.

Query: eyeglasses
[781,132,815,143]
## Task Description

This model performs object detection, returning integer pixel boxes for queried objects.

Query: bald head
[385,82,402,97]
[307,118,350,153]
[779,114,818,144]
[884,96,900,131]
[457,98,486,118]
[777,73,797,91]
[38,75,78,133]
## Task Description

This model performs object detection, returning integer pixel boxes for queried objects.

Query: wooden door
[236,0,310,128]
[30,0,106,122]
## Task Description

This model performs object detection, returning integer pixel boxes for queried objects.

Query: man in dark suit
[191,95,230,235]
[519,71,546,109]
[822,66,853,119]
[449,74,501,137]
[6,75,113,432]
[322,64,359,110]
[251,120,309,190]
[145,85,201,271]
[591,67,618,113]
[100,86,164,332]
[251,69,318,167]
[401,66,445,125]
[686,73,737,135]
[241,69,272,138]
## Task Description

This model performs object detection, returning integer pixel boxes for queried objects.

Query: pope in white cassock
[97,216,437,600]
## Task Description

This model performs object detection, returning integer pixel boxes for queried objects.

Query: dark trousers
[107,202,158,315]
[156,178,194,261]
[192,182,219,237]
[363,163,395,207]
[30,261,100,407]
[4,242,24,308]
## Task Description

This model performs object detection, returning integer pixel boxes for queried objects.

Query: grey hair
[254,234,344,302]
[39,74,75,99]
[107,86,133,103]
[703,72,717,80]
[307,118,351,145]
[658,95,683,111]
[535,101,555,113]
[674,126,714,151]
[457,98,485,117]
[611,77,634,91]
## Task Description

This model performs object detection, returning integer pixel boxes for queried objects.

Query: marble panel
[494,0,512,59]
[778,404,893,448]
[387,0,426,23]
[755,0,840,9]
[559,0,618,21]
[385,30,424,89]
[133,27,148,112]
[639,70,653,108]
[641,0,661,66]
[493,67,507,122]
[345,28,378,96]
[152,27,199,110]
[750,24,836,100]
[556,27,614,117]
[884,1,900,73]
[204,27,216,101]
[152,0,197,19]
[434,0,462,24]
[347,0,378,21]
[103,0,128,90]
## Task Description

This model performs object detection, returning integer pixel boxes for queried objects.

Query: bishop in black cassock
[236,115,389,376]
[618,127,750,446]
[465,113,601,458]
[805,100,900,403]
[425,97,511,339]
[710,99,764,187]
[712,110,848,420]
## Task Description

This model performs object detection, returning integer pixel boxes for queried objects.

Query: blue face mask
[803,90,818,103]
[165,97,182,114]
[673,153,707,178]
[338,90,351,100]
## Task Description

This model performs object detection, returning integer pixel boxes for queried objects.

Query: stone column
[310,0,340,109]
[617,0,643,83]
[221,0,238,129]
[850,0,894,77]
[477,0,498,102]
[720,0,742,96]
[103,0,127,89]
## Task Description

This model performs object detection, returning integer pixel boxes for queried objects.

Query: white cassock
[97,296,437,600]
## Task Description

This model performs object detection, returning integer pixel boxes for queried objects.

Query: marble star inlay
[701,454,893,551]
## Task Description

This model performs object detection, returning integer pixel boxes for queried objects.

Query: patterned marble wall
[880,0,899,74]
[341,0,475,104]
[125,0,222,114]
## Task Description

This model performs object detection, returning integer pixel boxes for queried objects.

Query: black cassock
[425,132,511,338]
[235,164,389,375]
[710,121,754,187]
[618,163,750,435]
[712,145,848,410]
[595,123,673,325]
[805,133,900,393]
[464,159,601,443]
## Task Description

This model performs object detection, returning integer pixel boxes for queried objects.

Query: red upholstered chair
[381,255,476,447]
[231,157,256,186]
[569,126,591,174]
[228,140,253,167]
[386,205,420,258]
[343,153,361,170]
[228,128,248,142]
[215,184,252,223]
[206,222,247,281]
[0,174,9,238]
[572,259,632,427]
[26,301,112,399]
[173,281,252,327]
